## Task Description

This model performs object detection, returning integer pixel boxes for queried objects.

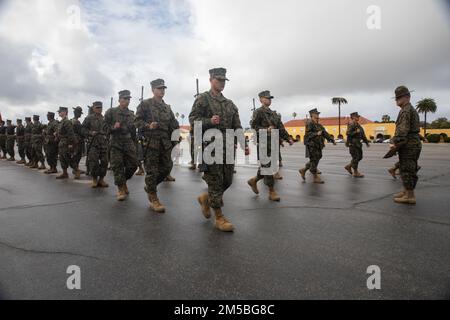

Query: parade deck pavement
[1,143,449,299]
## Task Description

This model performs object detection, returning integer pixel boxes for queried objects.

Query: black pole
[110,97,113,109]
[140,86,144,102]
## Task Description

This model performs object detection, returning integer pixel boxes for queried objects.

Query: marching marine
[189,68,244,232]
[44,112,59,174]
[135,79,179,213]
[31,115,46,170]
[82,101,109,188]
[299,108,336,184]
[247,90,293,201]
[15,119,26,164]
[56,107,77,179]
[345,112,370,178]
[104,90,138,201]
[5,120,16,161]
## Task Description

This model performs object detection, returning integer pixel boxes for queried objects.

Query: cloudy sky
[0,0,449,126]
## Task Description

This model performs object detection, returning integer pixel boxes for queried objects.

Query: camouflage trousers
[398,139,422,190]
[32,137,45,163]
[24,137,34,162]
[17,137,25,160]
[144,145,173,193]
[110,139,137,186]
[72,137,84,169]
[203,164,235,209]
[58,139,77,170]
[6,136,15,158]
[87,144,108,178]
[45,141,58,168]
[0,136,6,156]
[349,145,363,170]
[256,142,276,188]
[304,145,322,174]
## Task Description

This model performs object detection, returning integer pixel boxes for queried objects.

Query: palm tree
[332,97,348,137]
[175,112,180,119]
[181,114,185,126]
[416,98,437,137]
[381,115,391,123]
[292,112,297,120]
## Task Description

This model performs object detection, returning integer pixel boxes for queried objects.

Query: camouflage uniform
[24,119,34,164]
[57,117,76,171]
[16,121,26,162]
[392,102,422,190]
[189,90,242,209]
[251,104,290,188]
[31,118,45,166]
[82,112,109,179]
[0,124,6,158]
[104,106,137,187]
[71,112,84,171]
[135,97,179,194]
[303,116,335,174]
[5,122,16,159]
[346,122,369,171]
[45,118,59,170]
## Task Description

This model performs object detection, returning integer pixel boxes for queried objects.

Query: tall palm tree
[292,112,297,120]
[381,115,391,123]
[181,114,185,126]
[332,97,348,137]
[416,98,437,137]
[175,112,180,119]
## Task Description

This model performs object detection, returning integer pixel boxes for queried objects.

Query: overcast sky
[0,0,449,125]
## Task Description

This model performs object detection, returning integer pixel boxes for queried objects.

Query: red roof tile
[284,116,373,127]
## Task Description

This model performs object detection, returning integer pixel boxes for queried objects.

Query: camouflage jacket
[135,98,179,150]
[16,125,25,141]
[304,120,334,149]
[82,113,108,146]
[45,120,59,144]
[189,91,242,132]
[392,103,421,145]
[31,121,45,141]
[251,106,290,142]
[104,106,136,141]
[57,118,75,144]
[346,123,369,147]
[6,125,16,136]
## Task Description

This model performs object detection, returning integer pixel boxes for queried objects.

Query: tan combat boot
[268,187,281,202]
[148,192,165,213]
[353,170,365,178]
[394,190,416,205]
[38,162,46,170]
[273,172,283,180]
[388,167,397,179]
[189,162,197,170]
[213,208,234,232]
[299,168,307,181]
[345,164,353,175]
[313,174,324,184]
[56,169,69,180]
[73,169,81,180]
[123,182,129,195]
[247,177,259,195]
[50,167,58,174]
[97,177,109,188]
[197,192,211,219]
[135,165,144,176]
[91,177,98,188]
[393,189,406,198]
[117,185,126,201]
[165,175,176,182]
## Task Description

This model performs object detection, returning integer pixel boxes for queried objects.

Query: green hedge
[427,134,441,143]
